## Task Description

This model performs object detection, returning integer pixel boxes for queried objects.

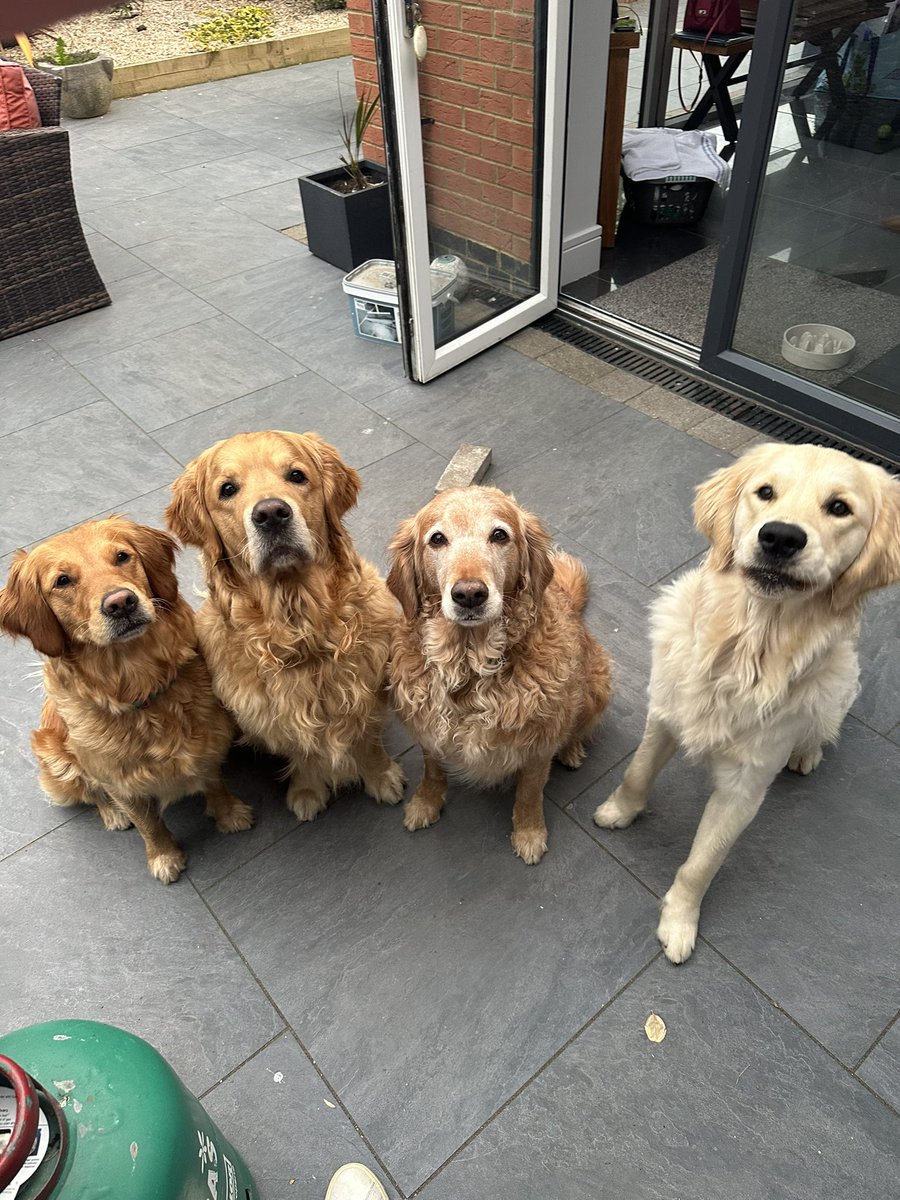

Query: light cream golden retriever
[0,518,251,883]
[595,443,900,962]
[388,485,612,864]
[166,430,404,821]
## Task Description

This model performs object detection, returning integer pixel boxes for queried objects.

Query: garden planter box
[39,56,114,119]
[298,159,393,272]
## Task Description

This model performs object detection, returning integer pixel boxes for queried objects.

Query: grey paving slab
[164,149,306,200]
[205,788,660,1194]
[84,230,151,284]
[571,718,900,1066]
[215,110,345,159]
[202,1034,399,1200]
[493,405,727,585]
[0,334,106,435]
[0,632,45,760]
[130,207,305,289]
[418,947,900,1200]
[0,725,78,862]
[82,187,240,249]
[221,179,305,231]
[120,128,251,174]
[0,813,284,1095]
[367,345,622,472]
[69,141,183,207]
[852,585,900,735]
[132,84,272,123]
[0,401,179,554]
[196,254,350,344]
[78,314,305,431]
[73,104,198,150]
[38,270,217,365]
[857,1017,900,1110]
[151,374,414,469]
[291,147,350,175]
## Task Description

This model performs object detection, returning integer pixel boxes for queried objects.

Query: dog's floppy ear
[387,516,420,620]
[299,433,362,564]
[166,455,220,562]
[519,508,554,603]
[831,468,900,610]
[693,448,767,572]
[0,551,68,658]
[124,522,180,607]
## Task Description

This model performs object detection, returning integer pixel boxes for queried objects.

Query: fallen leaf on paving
[324,1099,336,1108]
[644,1012,667,1042]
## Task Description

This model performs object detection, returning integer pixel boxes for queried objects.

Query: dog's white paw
[148,848,186,884]
[593,787,640,830]
[215,798,255,834]
[511,828,548,865]
[403,795,442,831]
[657,894,699,964]
[787,745,824,775]
[98,804,132,832]
[287,789,328,823]
[366,760,406,806]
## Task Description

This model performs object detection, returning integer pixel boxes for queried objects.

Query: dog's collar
[130,671,179,710]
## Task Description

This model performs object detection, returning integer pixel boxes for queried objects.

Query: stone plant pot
[39,56,114,119]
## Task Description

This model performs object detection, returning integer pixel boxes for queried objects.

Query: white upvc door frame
[378,0,570,382]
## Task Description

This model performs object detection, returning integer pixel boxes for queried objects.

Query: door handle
[404,0,428,60]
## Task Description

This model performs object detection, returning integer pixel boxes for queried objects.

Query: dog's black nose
[251,498,292,529]
[451,579,489,609]
[101,589,139,619]
[758,521,807,559]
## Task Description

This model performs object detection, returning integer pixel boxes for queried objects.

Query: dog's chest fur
[650,567,861,760]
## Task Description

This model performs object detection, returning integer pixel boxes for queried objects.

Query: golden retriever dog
[0,518,252,883]
[595,443,900,963]
[387,485,612,864]
[165,430,405,822]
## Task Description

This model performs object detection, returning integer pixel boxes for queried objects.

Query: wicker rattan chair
[0,66,110,341]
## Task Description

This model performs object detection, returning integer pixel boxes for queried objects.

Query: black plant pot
[298,160,393,273]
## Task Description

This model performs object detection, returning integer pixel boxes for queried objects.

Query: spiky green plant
[338,84,380,191]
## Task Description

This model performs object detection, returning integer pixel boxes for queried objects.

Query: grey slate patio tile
[418,947,900,1200]
[164,150,307,200]
[202,1034,400,1200]
[221,179,305,230]
[84,231,150,284]
[133,84,271,123]
[120,128,251,173]
[493,405,728,585]
[205,788,660,1194]
[69,142,183,207]
[0,401,179,554]
[0,630,44,760]
[0,814,283,1095]
[151,375,414,469]
[857,1018,900,1109]
[81,187,239,248]
[38,270,217,365]
[218,111,346,159]
[0,727,78,862]
[78,314,305,431]
[0,334,106,436]
[852,585,900,735]
[570,718,900,1067]
[74,105,198,150]
[366,345,622,472]
[131,209,305,289]
[269,311,410,400]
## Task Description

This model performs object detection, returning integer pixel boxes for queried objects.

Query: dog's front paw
[148,847,187,884]
[511,827,548,865]
[287,789,328,823]
[593,787,641,829]
[216,797,255,834]
[657,892,699,964]
[366,760,406,806]
[557,738,586,770]
[403,794,442,830]
[97,802,133,832]
[787,745,823,775]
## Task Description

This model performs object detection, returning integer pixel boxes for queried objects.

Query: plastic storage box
[622,173,714,226]
[342,259,456,344]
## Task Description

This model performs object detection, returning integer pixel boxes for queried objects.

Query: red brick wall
[348,0,536,284]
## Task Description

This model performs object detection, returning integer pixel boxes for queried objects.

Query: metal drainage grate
[536,313,899,475]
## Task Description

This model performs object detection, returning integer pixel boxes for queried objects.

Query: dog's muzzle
[247,497,311,571]
[100,588,151,641]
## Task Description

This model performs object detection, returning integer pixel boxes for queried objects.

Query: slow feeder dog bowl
[782,324,855,371]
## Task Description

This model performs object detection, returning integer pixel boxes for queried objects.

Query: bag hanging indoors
[683,0,743,37]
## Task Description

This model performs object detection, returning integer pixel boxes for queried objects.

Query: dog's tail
[551,551,589,613]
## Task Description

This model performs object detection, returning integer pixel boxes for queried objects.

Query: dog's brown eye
[428,531,447,547]
[489,528,509,543]
[827,498,852,517]
[287,469,307,485]
[115,551,130,564]
[219,481,239,499]
[757,485,774,501]
[55,574,72,589]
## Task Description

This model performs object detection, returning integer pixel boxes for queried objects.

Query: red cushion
[0,63,42,131]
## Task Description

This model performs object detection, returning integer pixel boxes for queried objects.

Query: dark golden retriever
[0,518,251,882]
[387,485,612,864]
[166,430,404,822]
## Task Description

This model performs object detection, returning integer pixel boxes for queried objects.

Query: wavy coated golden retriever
[595,443,900,963]
[0,518,251,883]
[166,430,404,821]
[387,485,612,864]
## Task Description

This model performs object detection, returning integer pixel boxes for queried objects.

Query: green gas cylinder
[0,1020,257,1200]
